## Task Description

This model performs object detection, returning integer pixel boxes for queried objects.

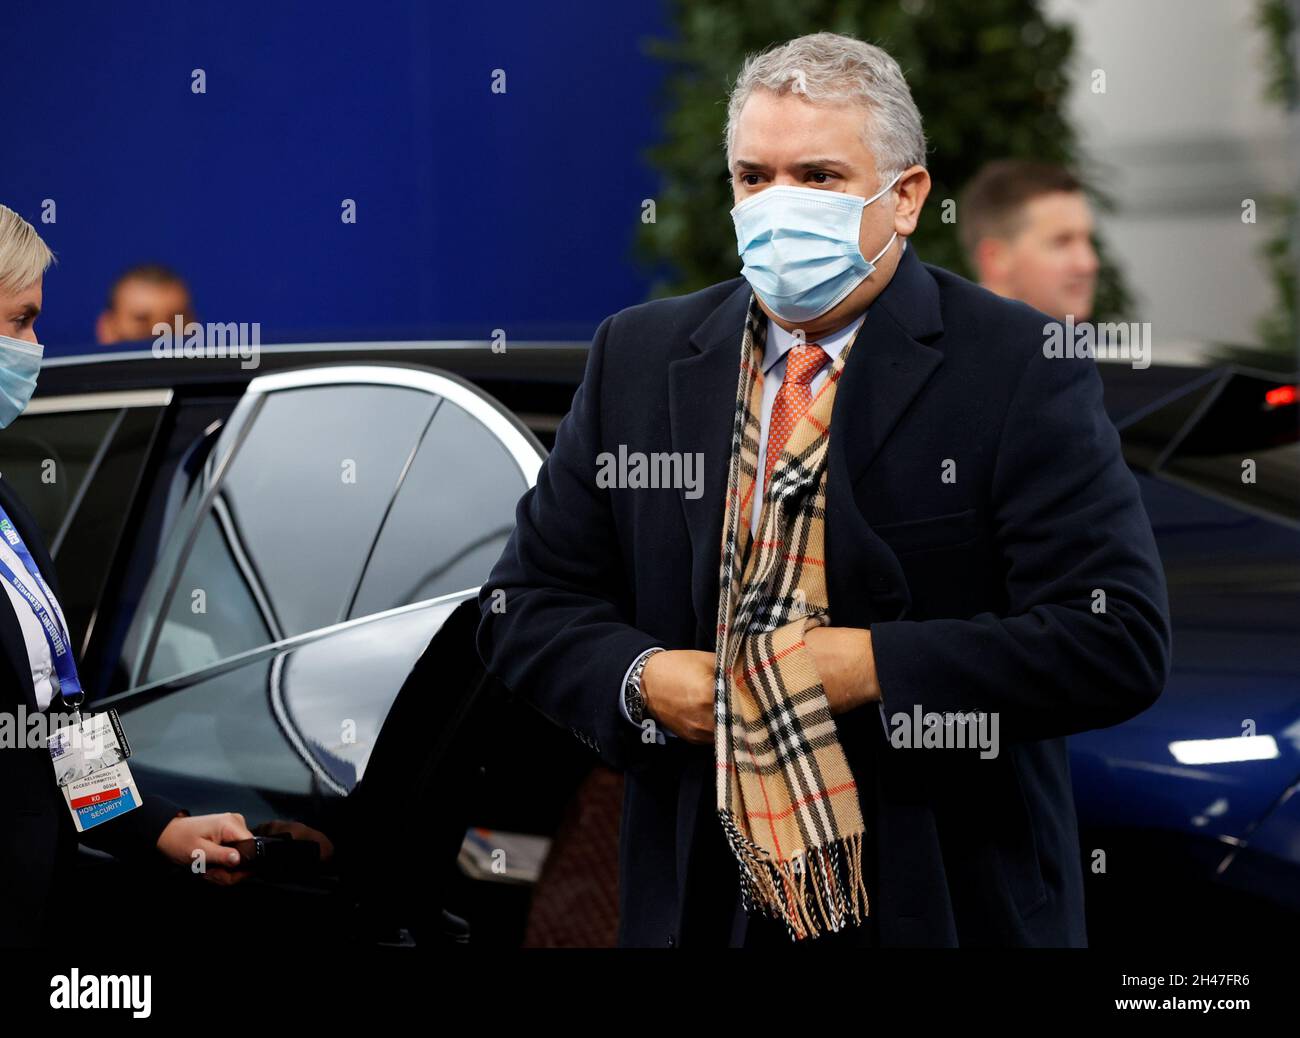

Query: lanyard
[0,504,82,704]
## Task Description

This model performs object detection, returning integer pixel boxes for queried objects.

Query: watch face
[624,681,644,724]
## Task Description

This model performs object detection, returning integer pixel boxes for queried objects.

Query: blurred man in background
[95,263,192,345]
[960,160,1099,320]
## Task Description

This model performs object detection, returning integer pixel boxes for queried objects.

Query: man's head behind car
[97,263,193,346]
[960,159,1099,321]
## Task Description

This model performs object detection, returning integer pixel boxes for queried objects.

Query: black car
[2,344,593,946]
[3,344,1296,947]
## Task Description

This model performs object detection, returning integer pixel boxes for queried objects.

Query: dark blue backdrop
[0,0,677,353]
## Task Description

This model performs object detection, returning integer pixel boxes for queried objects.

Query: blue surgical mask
[731,173,901,322]
[0,335,43,429]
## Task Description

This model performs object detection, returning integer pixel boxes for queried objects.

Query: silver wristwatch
[623,647,664,726]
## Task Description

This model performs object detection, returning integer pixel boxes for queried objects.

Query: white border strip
[24,388,174,414]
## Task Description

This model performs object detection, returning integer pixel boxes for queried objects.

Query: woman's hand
[156,811,255,885]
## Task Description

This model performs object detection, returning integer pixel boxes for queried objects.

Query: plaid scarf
[713,295,870,941]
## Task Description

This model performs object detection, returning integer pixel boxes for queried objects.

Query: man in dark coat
[477,32,1170,948]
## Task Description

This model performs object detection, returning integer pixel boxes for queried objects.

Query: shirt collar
[763,309,867,376]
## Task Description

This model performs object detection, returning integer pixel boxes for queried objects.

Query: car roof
[38,344,1269,431]
[36,340,588,393]
[35,342,591,437]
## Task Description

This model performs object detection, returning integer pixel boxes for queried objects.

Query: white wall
[1044,0,1296,364]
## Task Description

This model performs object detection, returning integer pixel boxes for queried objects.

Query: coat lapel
[825,245,946,631]
[668,278,752,650]
[666,280,751,931]
[831,243,946,491]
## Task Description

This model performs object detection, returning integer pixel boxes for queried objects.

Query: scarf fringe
[720,811,870,942]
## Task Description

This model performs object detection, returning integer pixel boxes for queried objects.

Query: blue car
[1076,363,1300,942]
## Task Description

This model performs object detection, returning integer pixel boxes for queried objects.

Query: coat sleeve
[476,312,663,771]
[75,794,186,862]
[870,346,1172,744]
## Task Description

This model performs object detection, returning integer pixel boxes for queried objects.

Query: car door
[75,364,545,943]
[0,388,173,655]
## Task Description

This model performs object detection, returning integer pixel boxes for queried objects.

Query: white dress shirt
[0,533,69,711]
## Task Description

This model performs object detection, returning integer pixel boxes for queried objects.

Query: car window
[348,397,528,618]
[0,408,119,540]
[1,401,168,657]
[145,506,277,681]
[104,397,240,697]
[138,383,437,684]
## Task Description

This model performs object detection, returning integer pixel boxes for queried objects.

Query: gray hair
[0,204,55,294]
[725,32,927,182]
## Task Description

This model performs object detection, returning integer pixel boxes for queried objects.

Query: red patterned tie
[764,342,829,494]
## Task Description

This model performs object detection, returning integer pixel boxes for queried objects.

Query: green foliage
[1234,0,1297,370]
[1257,0,1298,107]
[637,0,1132,319]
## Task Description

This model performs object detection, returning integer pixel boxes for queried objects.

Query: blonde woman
[0,203,257,946]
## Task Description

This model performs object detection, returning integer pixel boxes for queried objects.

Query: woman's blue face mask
[731,172,901,323]
[0,335,43,429]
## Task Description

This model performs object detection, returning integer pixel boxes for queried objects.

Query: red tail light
[1264,384,1297,408]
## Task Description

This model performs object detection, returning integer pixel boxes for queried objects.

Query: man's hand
[642,649,715,744]
[642,629,876,742]
[804,626,880,715]
[156,811,255,885]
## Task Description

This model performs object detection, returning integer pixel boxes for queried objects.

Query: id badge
[48,709,141,832]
